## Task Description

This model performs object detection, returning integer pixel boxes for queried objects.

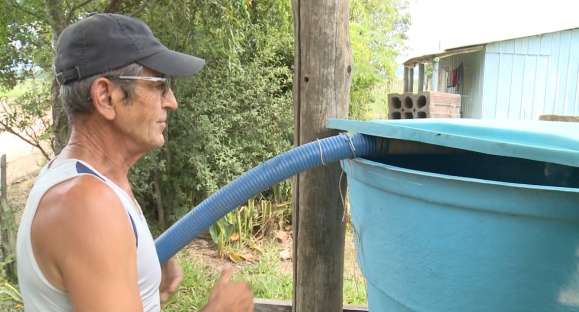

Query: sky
[403,0,579,61]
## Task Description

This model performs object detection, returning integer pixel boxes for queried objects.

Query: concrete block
[388,91,461,119]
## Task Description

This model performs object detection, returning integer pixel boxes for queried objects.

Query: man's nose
[163,88,178,111]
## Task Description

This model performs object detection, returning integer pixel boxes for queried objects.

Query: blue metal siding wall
[481,28,579,119]
[437,51,485,118]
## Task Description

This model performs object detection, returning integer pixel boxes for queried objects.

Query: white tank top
[16,159,162,312]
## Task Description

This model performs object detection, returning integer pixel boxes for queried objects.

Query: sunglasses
[106,75,172,96]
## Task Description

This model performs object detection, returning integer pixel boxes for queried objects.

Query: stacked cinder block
[388,91,461,119]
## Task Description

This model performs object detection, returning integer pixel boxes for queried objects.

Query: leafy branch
[130,0,155,17]
[66,0,98,22]
[7,0,45,20]
[0,86,54,161]
[0,117,52,161]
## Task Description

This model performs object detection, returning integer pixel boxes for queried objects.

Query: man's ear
[90,78,117,120]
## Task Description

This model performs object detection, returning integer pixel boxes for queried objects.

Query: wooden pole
[539,114,579,122]
[291,0,351,311]
[255,299,367,312]
[0,154,5,267]
[1,154,6,201]
[0,153,17,282]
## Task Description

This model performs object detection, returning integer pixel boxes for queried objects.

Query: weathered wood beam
[291,0,351,311]
[255,299,367,312]
[1,154,6,201]
[539,114,579,122]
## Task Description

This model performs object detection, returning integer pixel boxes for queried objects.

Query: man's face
[112,67,178,153]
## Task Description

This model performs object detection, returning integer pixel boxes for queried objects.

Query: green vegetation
[164,244,293,311]
[0,0,409,231]
[1,246,22,311]
[0,0,408,310]
[208,198,291,256]
[0,234,367,311]
[350,0,410,119]
[164,240,366,311]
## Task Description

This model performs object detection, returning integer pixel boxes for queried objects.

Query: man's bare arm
[32,176,142,311]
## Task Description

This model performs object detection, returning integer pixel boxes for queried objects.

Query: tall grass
[209,197,291,258]
[1,242,367,312]
[164,239,367,311]
[163,242,293,312]
[0,275,22,311]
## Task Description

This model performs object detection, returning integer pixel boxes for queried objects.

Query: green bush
[0,0,409,245]
[349,0,410,119]
[131,59,294,228]
[130,1,295,230]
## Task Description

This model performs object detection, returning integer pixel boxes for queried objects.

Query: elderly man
[16,13,253,312]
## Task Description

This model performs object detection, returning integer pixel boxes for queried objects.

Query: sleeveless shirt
[16,159,162,311]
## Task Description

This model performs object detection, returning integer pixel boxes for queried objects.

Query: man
[16,13,254,311]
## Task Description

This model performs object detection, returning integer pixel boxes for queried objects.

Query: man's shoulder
[30,174,138,296]
[38,175,125,225]
[43,174,116,204]
[33,174,135,255]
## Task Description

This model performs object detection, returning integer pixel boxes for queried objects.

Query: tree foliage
[130,0,294,228]
[0,78,53,160]
[0,0,155,154]
[349,0,410,119]
[0,0,409,232]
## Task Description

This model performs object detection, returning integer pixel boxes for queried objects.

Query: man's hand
[201,266,254,312]
[159,257,184,304]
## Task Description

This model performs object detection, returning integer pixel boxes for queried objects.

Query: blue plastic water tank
[328,118,579,311]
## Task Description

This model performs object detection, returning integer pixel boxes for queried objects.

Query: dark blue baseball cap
[54,13,205,85]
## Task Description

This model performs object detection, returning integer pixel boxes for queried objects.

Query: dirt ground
[1,133,45,221]
[184,229,363,280]
[2,132,46,197]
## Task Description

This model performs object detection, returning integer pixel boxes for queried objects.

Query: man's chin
[153,138,165,149]
[142,138,165,152]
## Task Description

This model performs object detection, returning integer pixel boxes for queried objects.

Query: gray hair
[59,63,144,123]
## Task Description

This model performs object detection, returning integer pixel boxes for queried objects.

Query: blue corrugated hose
[155,133,377,264]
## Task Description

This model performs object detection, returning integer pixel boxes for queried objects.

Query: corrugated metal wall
[481,28,579,119]
[437,52,485,118]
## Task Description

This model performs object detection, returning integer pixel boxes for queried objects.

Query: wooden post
[0,153,17,282]
[1,154,6,201]
[539,114,579,122]
[255,299,368,312]
[0,154,5,267]
[292,0,351,311]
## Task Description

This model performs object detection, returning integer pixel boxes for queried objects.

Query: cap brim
[138,48,205,77]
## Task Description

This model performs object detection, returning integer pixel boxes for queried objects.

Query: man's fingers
[216,265,234,285]
[160,291,169,303]
[168,271,183,292]
[170,278,182,292]
[166,281,178,294]
[205,270,254,312]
